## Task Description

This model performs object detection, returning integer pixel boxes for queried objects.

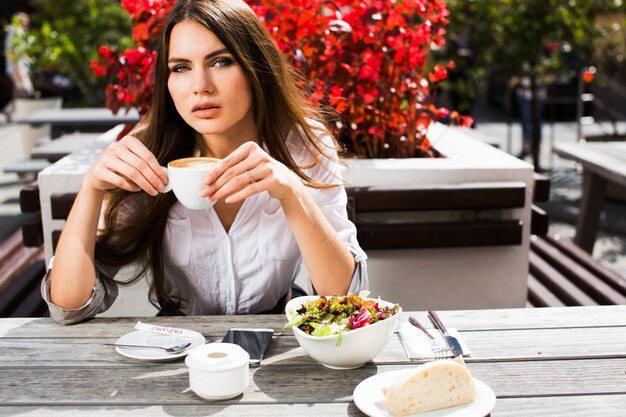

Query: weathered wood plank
[493,395,626,417]
[3,306,626,338]
[0,394,623,417]
[2,326,625,368]
[346,182,527,212]
[1,359,625,405]
[2,394,626,417]
[0,404,358,417]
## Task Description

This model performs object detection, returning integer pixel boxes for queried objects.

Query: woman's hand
[200,141,302,204]
[84,135,169,196]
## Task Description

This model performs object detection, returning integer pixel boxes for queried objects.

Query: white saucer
[113,330,205,362]
[353,368,496,417]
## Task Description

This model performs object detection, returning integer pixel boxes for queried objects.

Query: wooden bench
[528,168,626,306]
[19,181,45,248]
[19,176,543,251]
[40,187,531,250]
[346,181,527,249]
[346,173,550,249]
[527,233,626,307]
[21,177,544,248]
[0,229,47,318]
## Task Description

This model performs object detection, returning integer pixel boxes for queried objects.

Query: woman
[43,0,368,324]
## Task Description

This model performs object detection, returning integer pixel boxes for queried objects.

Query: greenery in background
[7,0,132,106]
[443,0,626,115]
[592,13,626,84]
[442,0,625,169]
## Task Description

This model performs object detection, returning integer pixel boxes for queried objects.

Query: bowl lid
[185,342,250,372]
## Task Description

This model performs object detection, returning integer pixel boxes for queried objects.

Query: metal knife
[428,310,464,357]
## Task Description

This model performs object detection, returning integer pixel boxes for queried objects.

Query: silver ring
[246,171,255,184]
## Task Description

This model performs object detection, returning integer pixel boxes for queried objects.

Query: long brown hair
[96,0,338,313]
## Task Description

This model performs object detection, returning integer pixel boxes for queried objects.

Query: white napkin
[397,322,472,359]
[135,321,201,340]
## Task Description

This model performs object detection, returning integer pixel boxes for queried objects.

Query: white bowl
[285,295,402,370]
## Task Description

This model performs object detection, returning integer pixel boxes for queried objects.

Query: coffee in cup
[163,156,220,210]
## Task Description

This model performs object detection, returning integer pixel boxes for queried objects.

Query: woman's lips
[193,107,221,118]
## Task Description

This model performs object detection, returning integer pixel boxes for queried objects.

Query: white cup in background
[163,156,220,210]
[185,342,250,400]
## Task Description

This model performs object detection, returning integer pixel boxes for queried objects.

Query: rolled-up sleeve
[41,258,119,325]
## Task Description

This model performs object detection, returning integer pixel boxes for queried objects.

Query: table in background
[553,141,626,253]
[30,132,103,162]
[1,306,625,416]
[14,107,139,138]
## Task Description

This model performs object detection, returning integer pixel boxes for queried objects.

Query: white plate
[113,330,205,362]
[353,368,496,417]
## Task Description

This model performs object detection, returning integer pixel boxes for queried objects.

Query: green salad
[285,292,400,346]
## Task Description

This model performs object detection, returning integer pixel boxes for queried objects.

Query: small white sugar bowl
[185,342,250,400]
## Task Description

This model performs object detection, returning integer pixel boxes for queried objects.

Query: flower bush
[91,0,174,115]
[92,0,473,158]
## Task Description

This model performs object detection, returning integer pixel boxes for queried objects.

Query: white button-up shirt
[42,126,368,323]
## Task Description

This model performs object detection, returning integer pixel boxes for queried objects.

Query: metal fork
[104,342,191,353]
[408,316,451,358]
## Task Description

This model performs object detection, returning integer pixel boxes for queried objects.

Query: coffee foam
[169,157,220,169]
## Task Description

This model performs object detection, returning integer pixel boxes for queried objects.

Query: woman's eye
[170,64,190,73]
[212,57,234,68]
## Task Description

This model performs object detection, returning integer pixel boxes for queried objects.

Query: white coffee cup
[163,157,220,210]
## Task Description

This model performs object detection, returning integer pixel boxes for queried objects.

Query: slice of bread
[382,357,476,416]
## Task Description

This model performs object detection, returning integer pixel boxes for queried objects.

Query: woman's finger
[99,153,161,196]
[93,164,142,193]
[204,164,263,200]
[120,136,169,186]
[200,154,269,201]
[224,175,271,204]
[203,141,258,185]
[110,145,166,193]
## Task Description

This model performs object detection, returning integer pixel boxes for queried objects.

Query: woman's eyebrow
[168,48,230,64]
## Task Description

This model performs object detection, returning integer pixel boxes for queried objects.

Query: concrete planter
[341,123,534,310]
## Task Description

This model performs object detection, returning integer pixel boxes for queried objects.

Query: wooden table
[1,306,625,416]
[13,107,139,138]
[553,141,626,253]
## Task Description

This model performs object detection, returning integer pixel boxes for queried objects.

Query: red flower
[90,60,107,78]
[429,64,448,82]
[460,115,475,128]
[436,107,450,119]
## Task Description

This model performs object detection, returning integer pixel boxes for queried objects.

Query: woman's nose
[193,71,214,95]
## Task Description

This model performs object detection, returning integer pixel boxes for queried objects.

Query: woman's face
[167,20,256,147]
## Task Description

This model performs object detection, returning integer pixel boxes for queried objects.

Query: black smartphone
[221,327,274,365]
